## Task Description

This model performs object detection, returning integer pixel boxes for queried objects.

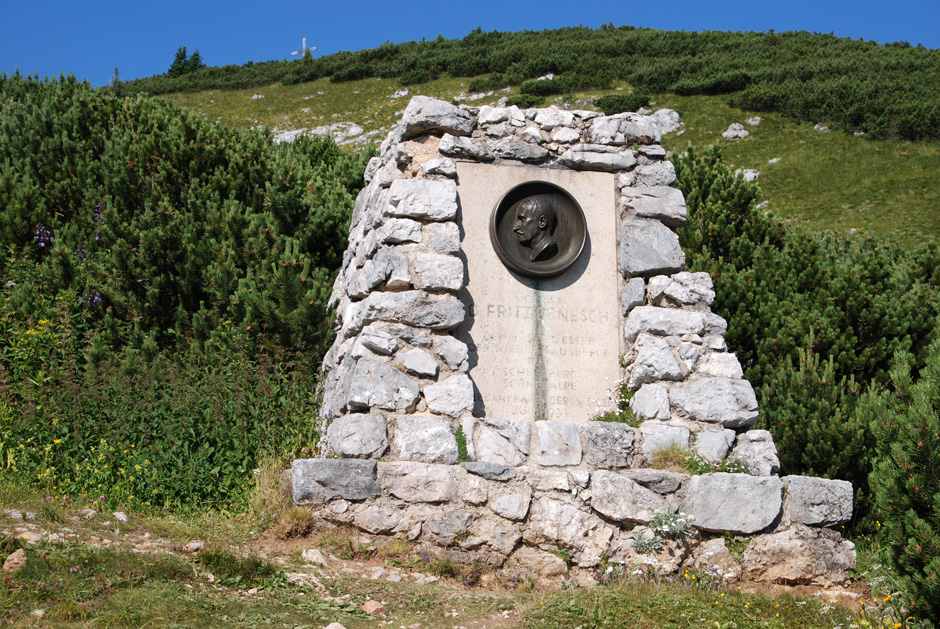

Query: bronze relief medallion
[490,181,587,278]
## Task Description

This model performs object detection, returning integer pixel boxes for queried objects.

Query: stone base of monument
[291,96,856,586]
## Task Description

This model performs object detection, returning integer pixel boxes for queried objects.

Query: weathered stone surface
[536,420,582,466]
[722,123,749,139]
[462,461,515,481]
[657,272,715,306]
[490,488,532,521]
[379,218,422,244]
[688,538,741,579]
[397,348,439,378]
[426,510,475,545]
[352,290,465,333]
[623,468,686,494]
[580,421,636,468]
[527,469,570,491]
[621,186,687,226]
[459,473,488,504]
[730,430,780,476]
[694,429,736,463]
[386,179,458,221]
[652,108,682,134]
[399,96,476,139]
[630,383,671,420]
[356,505,398,534]
[424,374,474,417]
[621,277,646,315]
[669,378,759,428]
[411,253,464,292]
[704,312,728,336]
[511,546,568,576]
[551,126,581,143]
[683,473,782,534]
[608,530,691,574]
[635,161,677,186]
[301,548,329,567]
[381,461,457,502]
[366,246,411,290]
[697,353,744,379]
[420,157,457,178]
[591,470,666,523]
[534,107,575,129]
[3,549,26,573]
[373,158,403,188]
[478,105,509,124]
[475,418,530,467]
[433,336,469,371]
[493,138,550,162]
[783,476,853,527]
[439,134,494,161]
[423,222,461,255]
[640,422,690,456]
[345,358,420,412]
[628,333,684,388]
[638,144,667,158]
[325,413,388,459]
[559,144,637,171]
[524,497,614,567]
[468,517,522,555]
[292,459,381,504]
[393,415,458,463]
[358,326,399,356]
[619,220,685,278]
[742,525,856,586]
[590,113,662,145]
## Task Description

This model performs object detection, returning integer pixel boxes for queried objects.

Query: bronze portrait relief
[490,181,586,277]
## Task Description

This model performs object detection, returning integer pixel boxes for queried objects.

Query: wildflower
[883,595,892,603]
[53,439,61,444]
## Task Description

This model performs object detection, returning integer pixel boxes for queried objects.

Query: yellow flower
[53,439,61,444]
[883,595,892,603]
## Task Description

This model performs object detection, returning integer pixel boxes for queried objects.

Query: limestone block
[393,415,458,463]
[664,272,715,306]
[631,383,671,420]
[683,473,783,534]
[782,476,853,527]
[638,144,667,158]
[589,113,662,145]
[628,333,684,388]
[461,461,515,481]
[423,222,461,254]
[433,336,469,371]
[551,126,581,143]
[493,137,550,162]
[378,218,423,245]
[459,473,488,505]
[419,157,457,178]
[580,421,636,468]
[292,459,381,504]
[521,125,545,144]
[694,429,736,463]
[386,178,458,222]
[704,312,728,336]
[621,277,646,315]
[730,430,780,476]
[439,134,494,161]
[635,161,677,186]
[621,186,688,227]
[351,290,465,333]
[411,253,464,293]
[325,413,388,459]
[489,488,532,521]
[697,353,744,379]
[534,107,575,129]
[511,546,568,576]
[373,158,404,188]
[355,505,399,534]
[397,348,439,378]
[363,156,382,184]
[425,510,475,545]
[469,517,522,555]
[524,497,614,567]
[345,358,419,412]
[527,469,570,491]
[619,220,685,278]
[475,418,531,467]
[424,373,474,417]
[669,377,759,428]
[478,105,510,124]
[742,525,856,586]
[639,421,690,457]
[722,123,749,139]
[688,538,741,579]
[358,326,400,356]
[652,108,682,134]
[623,468,687,494]
[591,470,666,523]
[399,95,476,139]
[536,420,583,466]
[559,143,638,171]
[366,246,411,291]
[381,461,457,502]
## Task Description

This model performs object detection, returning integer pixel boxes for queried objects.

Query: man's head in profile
[512,197,559,262]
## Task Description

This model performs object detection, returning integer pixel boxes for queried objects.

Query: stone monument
[292,96,856,584]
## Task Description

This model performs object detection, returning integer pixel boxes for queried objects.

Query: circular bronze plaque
[490,181,587,278]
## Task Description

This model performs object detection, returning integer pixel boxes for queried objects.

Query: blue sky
[2,0,938,87]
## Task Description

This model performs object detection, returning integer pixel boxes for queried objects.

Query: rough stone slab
[536,420,583,466]
[591,470,666,523]
[624,307,706,344]
[534,107,575,129]
[635,161,677,186]
[628,333,684,388]
[722,123,749,139]
[526,469,569,491]
[423,222,461,254]
[325,413,388,459]
[433,336,469,371]
[669,378,759,428]
[782,476,853,527]
[560,144,638,171]
[704,312,728,336]
[355,505,399,534]
[352,290,465,334]
[393,415,458,463]
[366,246,411,291]
[439,134,494,161]
[730,430,780,476]
[399,96,476,139]
[580,421,636,468]
[683,473,783,534]
[630,384,671,420]
[742,525,856,586]
[623,468,686,494]
[661,272,715,306]
[621,186,688,227]
[694,429,736,463]
[696,353,743,379]
[590,113,662,145]
[688,538,741,579]
[619,220,685,278]
[420,157,458,178]
[292,459,380,504]
[386,179,458,222]
[475,418,530,467]
[411,253,464,293]
[468,517,521,555]
[379,218,423,244]
[459,473,487,504]
[489,488,532,521]
[461,461,515,481]
[397,348,439,378]
[358,326,399,356]
[346,357,419,412]
[551,126,581,143]
[621,277,646,315]
[652,109,682,134]
[524,497,614,567]
[381,461,457,502]
[511,546,568,576]
[426,510,475,545]
[639,421,690,456]
[493,137,550,162]
[478,105,510,124]
[424,374,474,417]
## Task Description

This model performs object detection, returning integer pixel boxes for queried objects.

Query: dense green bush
[595,92,651,115]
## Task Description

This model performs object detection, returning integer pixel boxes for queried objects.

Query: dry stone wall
[293,96,856,585]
